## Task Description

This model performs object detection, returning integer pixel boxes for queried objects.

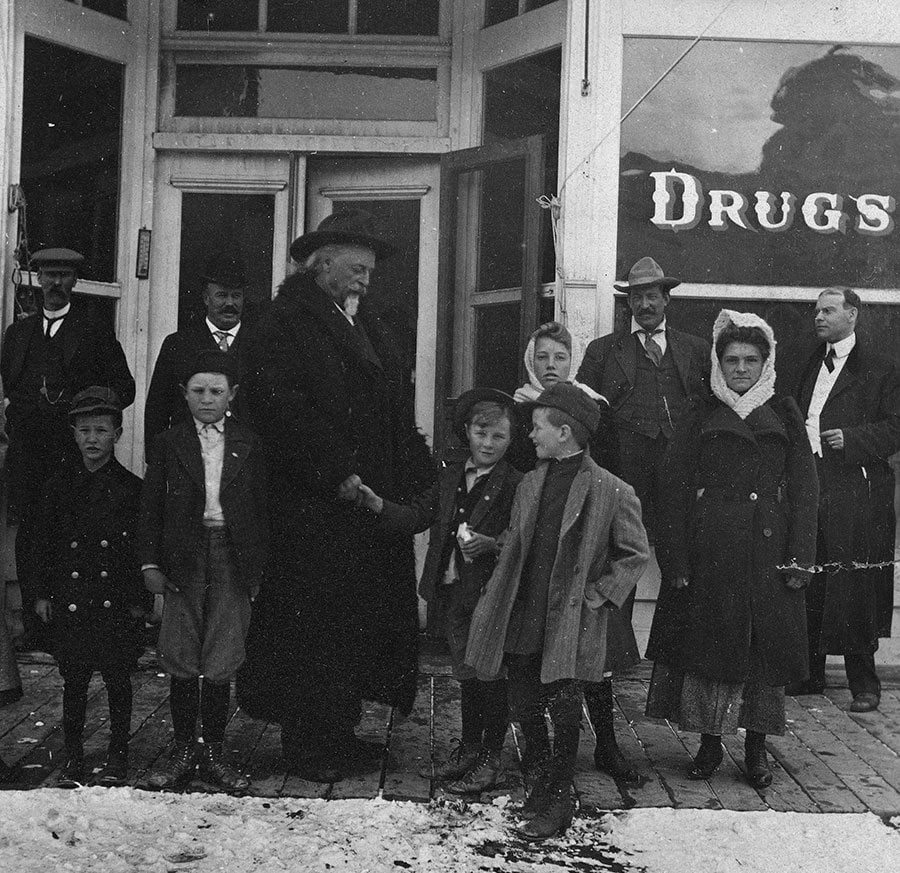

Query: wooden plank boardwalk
[2,649,899,815]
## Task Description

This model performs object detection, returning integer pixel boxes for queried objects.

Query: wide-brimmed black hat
[613,256,680,293]
[202,252,247,289]
[453,388,518,443]
[68,386,121,419]
[30,248,85,271]
[181,349,239,386]
[289,209,396,263]
[526,382,600,435]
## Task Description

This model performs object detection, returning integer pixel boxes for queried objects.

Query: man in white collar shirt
[0,247,135,646]
[792,286,900,712]
[144,253,252,446]
[575,257,710,540]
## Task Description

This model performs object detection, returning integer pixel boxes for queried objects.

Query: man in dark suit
[792,286,900,712]
[1,248,135,628]
[144,254,250,446]
[575,257,710,538]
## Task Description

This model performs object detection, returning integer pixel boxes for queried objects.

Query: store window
[483,48,561,284]
[618,39,900,289]
[66,0,128,19]
[176,0,439,35]
[485,0,556,28]
[175,65,438,121]
[20,37,124,283]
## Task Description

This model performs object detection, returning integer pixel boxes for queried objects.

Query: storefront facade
[3,0,899,635]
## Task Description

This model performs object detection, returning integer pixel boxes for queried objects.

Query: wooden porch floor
[2,648,899,814]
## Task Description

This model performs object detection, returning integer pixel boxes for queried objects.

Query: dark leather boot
[688,733,723,780]
[445,749,501,795]
[433,741,482,782]
[519,760,552,821]
[147,740,197,790]
[586,680,638,783]
[197,743,250,793]
[744,731,773,789]
[95,742,129,786]
[57,742,85,789]
[520,778,574,840]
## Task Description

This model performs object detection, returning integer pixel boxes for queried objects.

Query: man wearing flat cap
[0,248,135,632]
[576,257,710,538]
[144,252,252,447]
[239,209,435,783]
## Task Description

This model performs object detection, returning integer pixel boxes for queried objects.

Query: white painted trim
[169,176,288,193]
[17,0,135,60]
[318,185,431,200]
[476,1,566,71]
[674,285,900,305]
[162,36,451,57]
[152,132,452,153]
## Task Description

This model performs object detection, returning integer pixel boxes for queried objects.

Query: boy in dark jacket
[140,350,267,793]
[416,389,522,794]
[34,387,147,787]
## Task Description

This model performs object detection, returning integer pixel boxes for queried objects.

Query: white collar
[206,318,240,337]
[465,459,497,477]
[631,316,666,335]
[44,303,71,320]
[829,333,856,358]
[193,417,225,433]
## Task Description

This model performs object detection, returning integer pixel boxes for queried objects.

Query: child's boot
[96,740,129,786]
[688,733,723,780]
[197,742,250,793]
[432,740,482,782]
[57,739,85,789]
[586,679,638,783]
[519,758,551,820]
[744,731,773,789]
[445,748,501,795]
[147,740,197,790]
[520,756,575,841]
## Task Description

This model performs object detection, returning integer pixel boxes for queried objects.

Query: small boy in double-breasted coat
[34,386,147,788]
[140,349,267,793]
[465,383,649,840]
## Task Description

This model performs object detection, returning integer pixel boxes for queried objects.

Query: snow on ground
[0,788,898,873]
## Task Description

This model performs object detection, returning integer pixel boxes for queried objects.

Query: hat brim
[453,388,518,443]
[290,230,397,263]
[69,403,119,419]
[613,277,681,293]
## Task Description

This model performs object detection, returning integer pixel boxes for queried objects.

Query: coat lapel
[517,464,547,549]
[8,316,41,385]
[612,332,637,389]
[667,329,694,392]
[468,460,509,530]
[823,344,860,406]
[559,462,592,539]
[60,306,83,367]
[172,423,205,489]
[221,422,251,493]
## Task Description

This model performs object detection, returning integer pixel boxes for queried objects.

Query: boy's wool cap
[453,387,518,443]
[181,349,238,385]
[289,208,396,263]
[202,252,247,289]
[30,248,85,270]
[529,382,600,434]
[68,386,121,419]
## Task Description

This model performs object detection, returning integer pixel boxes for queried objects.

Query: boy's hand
[34,599,52,624]
[460,533,498,560]
[670,575,690,590]
[338,474,362,502]
[143,568,178,595]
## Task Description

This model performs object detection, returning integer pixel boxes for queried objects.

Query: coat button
[68,603,77,612]
[763,528,773,537]
[103,600,111,608]
[100,540,109,548]
[100,571,109,579]
[71,571,79,580]
[749,492,758,501]
[70,541,78,549]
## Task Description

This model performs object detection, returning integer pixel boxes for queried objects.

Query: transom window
[176,0,439,36]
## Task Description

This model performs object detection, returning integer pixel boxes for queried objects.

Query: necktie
[642,329,663,367]
[213,331,231,352]
[823,347,836,373]
[45,316,64,338]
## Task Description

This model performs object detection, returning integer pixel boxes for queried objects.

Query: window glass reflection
[357,0,439,35]
[177,0,256,31]
[21,37,123,283]
[79,0,128,18]
[175,65,438,121]
[475,302,522,394]
[266,0,347,33]
[618,39,900,289]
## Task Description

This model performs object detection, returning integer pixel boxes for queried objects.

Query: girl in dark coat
[511,321,640,782]
[646,310,818,789]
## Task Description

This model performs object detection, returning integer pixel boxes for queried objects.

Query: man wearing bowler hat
[144,252,252,447]
[239,209,435,783]
[576,256,710,538]
[0,248,135,638]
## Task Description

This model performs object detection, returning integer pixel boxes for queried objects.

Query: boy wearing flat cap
[465,383,649,840]
[140,350,267,794]
[34,387,147,788]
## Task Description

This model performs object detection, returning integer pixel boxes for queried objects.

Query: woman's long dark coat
[646,397,819,686]
[237,272,435,720]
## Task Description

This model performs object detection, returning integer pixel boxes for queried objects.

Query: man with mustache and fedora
[576,257,710,540]
[144,252,253,447]
[238,209,435,784]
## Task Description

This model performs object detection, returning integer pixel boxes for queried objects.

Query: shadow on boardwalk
[2,645,899,815]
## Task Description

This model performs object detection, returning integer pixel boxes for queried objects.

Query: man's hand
[34,599,52,624]
[670,575,689,590]
[785,574,807,590]
[459,532,498,561]
[338,474,362,502]
[821,428,844,450]
[355,483,384,514]
[143,568,178,595]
